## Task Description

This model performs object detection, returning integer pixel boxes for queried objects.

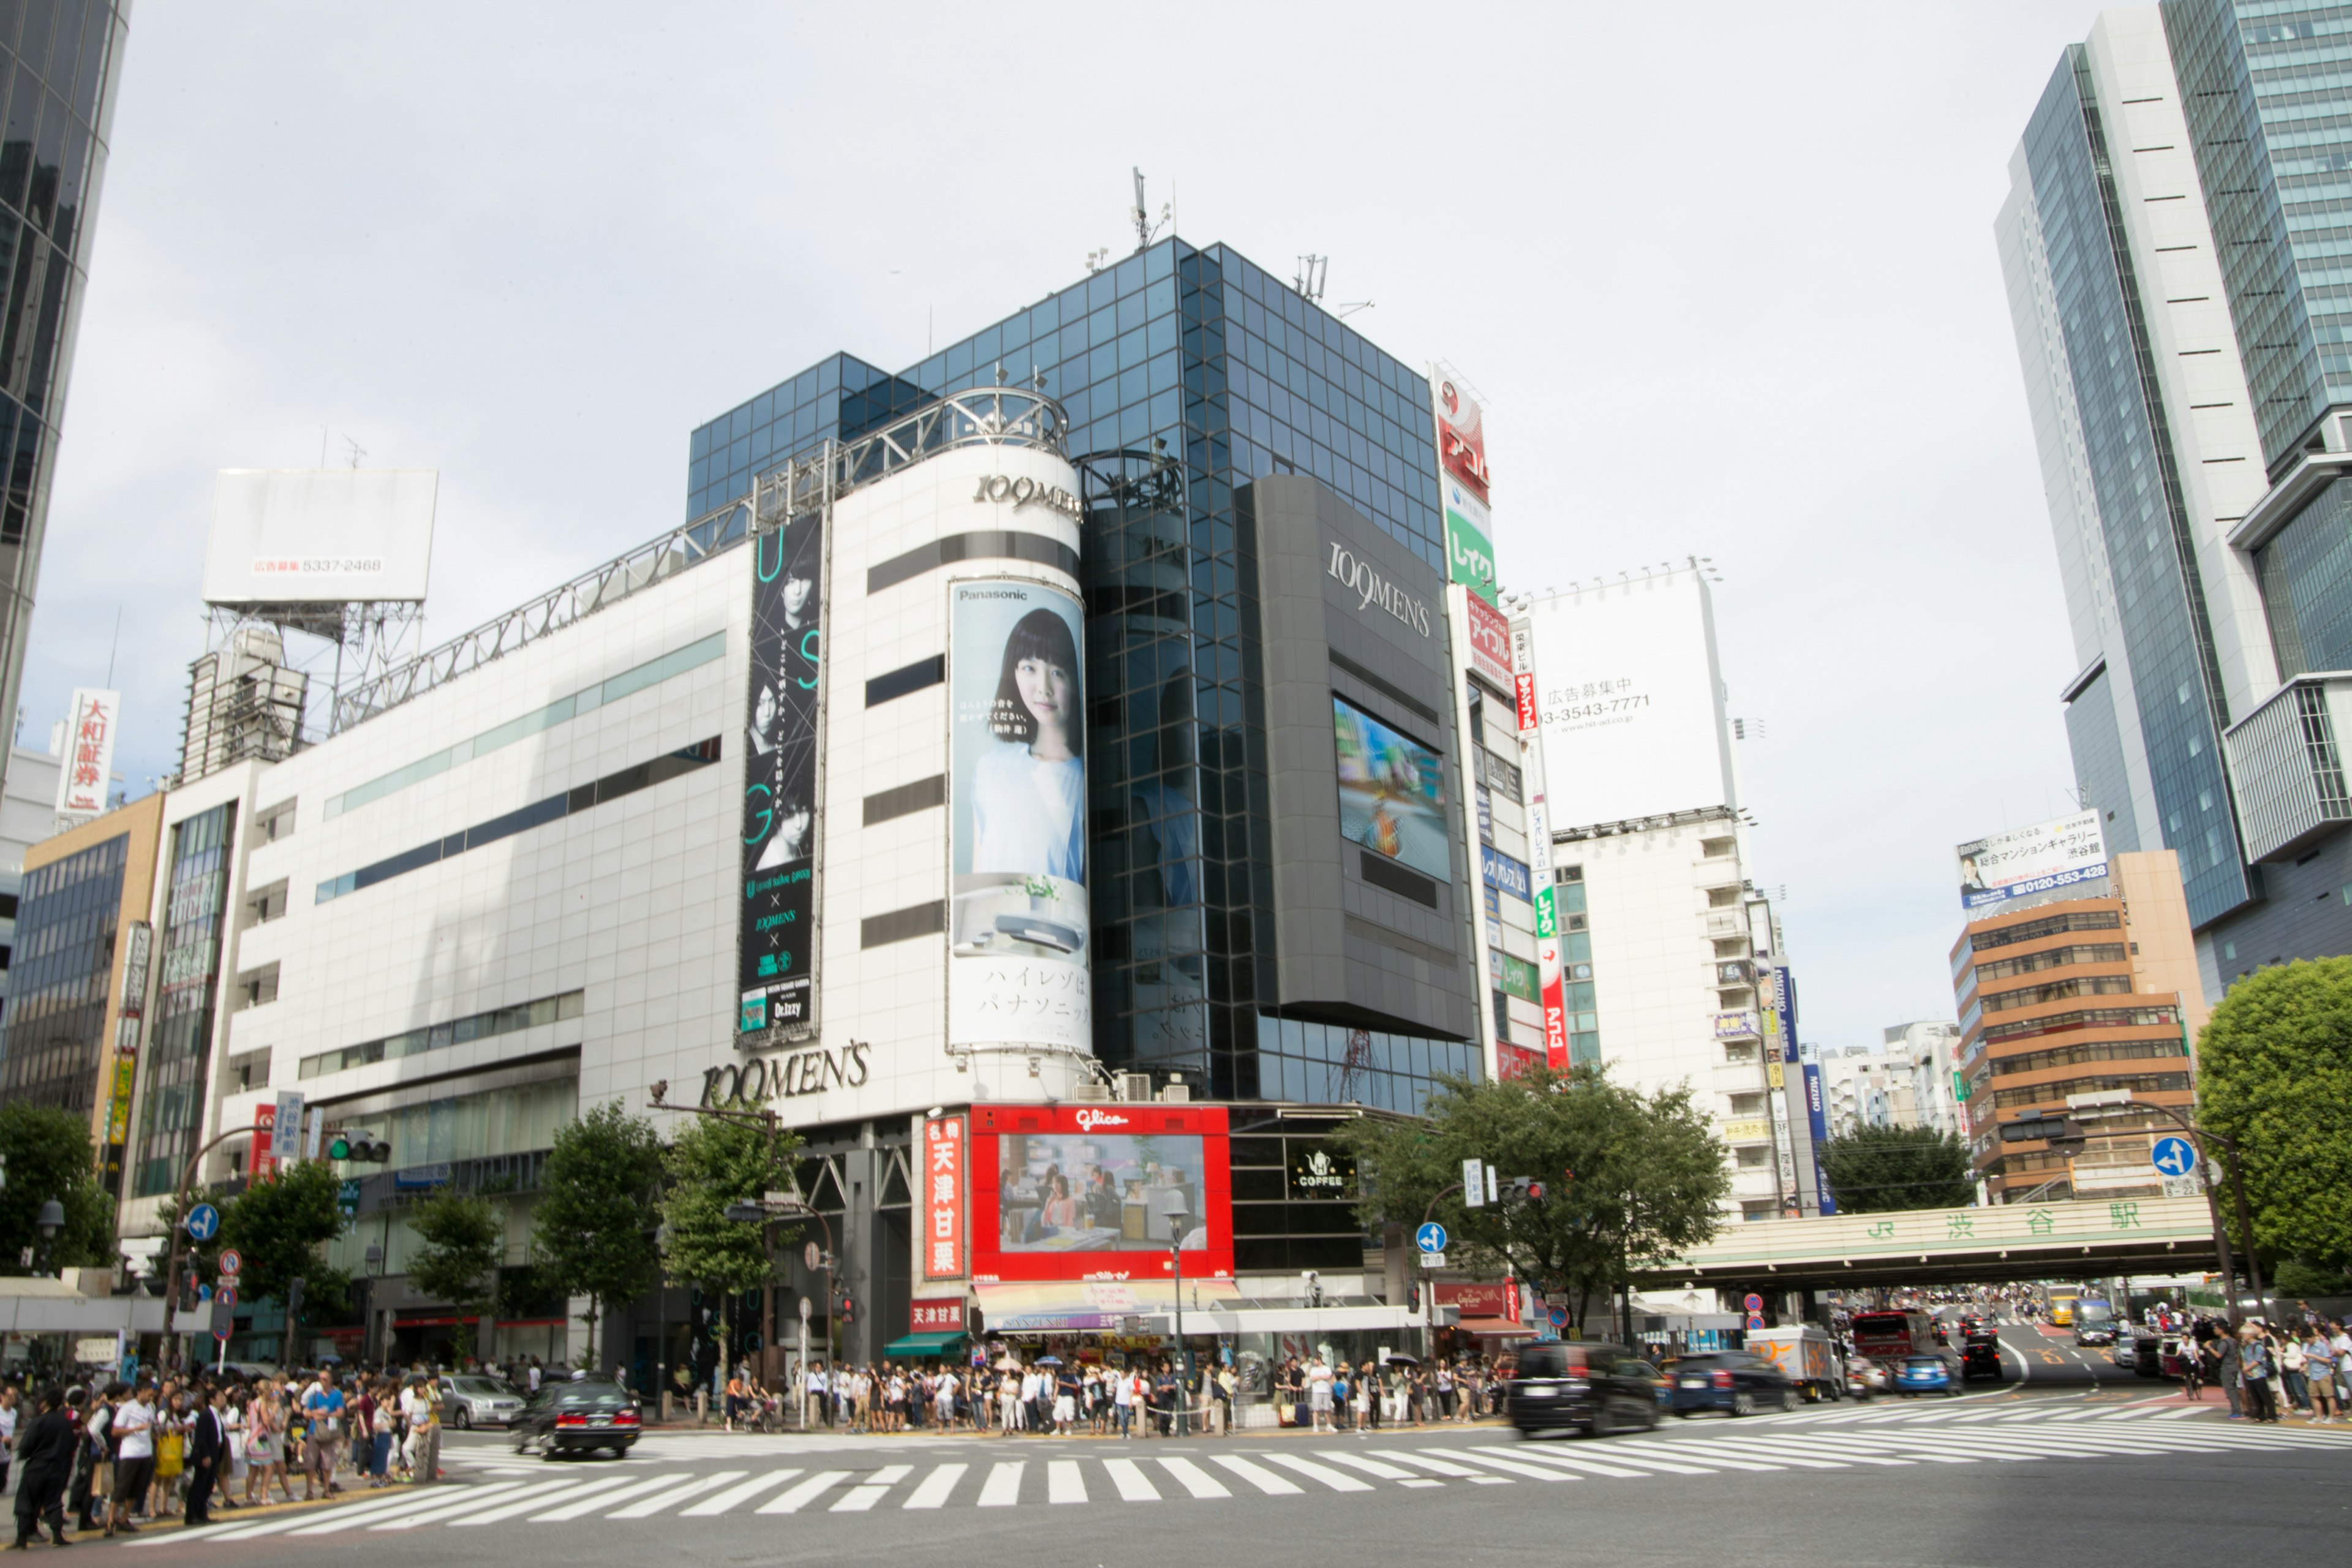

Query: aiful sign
[1327,543,1433,638]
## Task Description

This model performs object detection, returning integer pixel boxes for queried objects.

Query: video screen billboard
[949,579,1091,1052]
[202,469,437,605]
[1956,811,2108,910]
[970,1104,1233,1282]
[1333,696,1450,882]
[739,509,825,1035]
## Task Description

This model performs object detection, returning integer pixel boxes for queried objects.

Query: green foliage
[2269,1257,2352,1298]
[406,1188,505,1358]
[211,1159,350,1318]
[1815,1125,1975,1213]
[1332,1066,1728,1330]
[0,1102,114,1273]
[2197,956,2352,1273]
[658,1116,799,1370]
[532,1101,665,1370]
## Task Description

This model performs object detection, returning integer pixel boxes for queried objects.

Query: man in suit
[9,1389,77,1549]
[183,1386,228,1526]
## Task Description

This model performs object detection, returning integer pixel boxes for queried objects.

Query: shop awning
[883,1330,968,1358]
[1455,1316,1539,1338]
[974,1280,1243,1332]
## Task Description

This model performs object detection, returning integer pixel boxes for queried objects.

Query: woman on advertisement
[971,607,1084,882]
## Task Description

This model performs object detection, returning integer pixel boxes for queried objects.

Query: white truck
[1743,1324,1844,1402]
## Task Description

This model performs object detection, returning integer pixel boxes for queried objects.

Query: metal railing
[331,385,1066,733]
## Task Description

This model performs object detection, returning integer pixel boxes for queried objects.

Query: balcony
[2223,673,2352,862]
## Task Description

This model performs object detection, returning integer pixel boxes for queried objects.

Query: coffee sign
[1287,1145,1357,1199]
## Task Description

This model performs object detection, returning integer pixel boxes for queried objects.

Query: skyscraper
[1999,2,2352,993]
[0,4,130,773]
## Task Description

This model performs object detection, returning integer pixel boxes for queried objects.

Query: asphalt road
[98,1373,2345,1568]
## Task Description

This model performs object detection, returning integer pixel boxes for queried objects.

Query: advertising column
[740,505,827,1038]
[1509,617,1568,1071]
[100,921,152,1195]
[947,579,1092,1054]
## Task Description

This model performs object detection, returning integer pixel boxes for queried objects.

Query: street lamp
[1159,1188,1193,1435]
[2066,1088,2267,1324]
[362,1242,385,1370]
[33,1199,64,1276]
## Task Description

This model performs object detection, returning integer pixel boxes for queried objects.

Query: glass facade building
[134,801,232,1197]
[690,239,1472,1112]
[0,825,122,1114]
[0,3,129,790]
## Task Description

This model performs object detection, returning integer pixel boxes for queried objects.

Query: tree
[0,1102,113,1274]
[1333,1065,1728,1333]
[532,1101,665,1371]
[209,1159,350,1354]
[657,1117,798,1382]
[405,1188,505,1362]
[1815,1125,1975,1213]
[2197,956,2352,1274]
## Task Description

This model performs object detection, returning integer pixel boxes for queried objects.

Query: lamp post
[33,1199,64,1276]
[2067,1089,2265,1325]
[1158,1186,1194,1435]
[361,1242,384,1370]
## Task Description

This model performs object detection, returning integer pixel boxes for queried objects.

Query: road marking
[902,1463,967,1509]
[531,1472,684,1520]
[369,1480,572,1530]
[755,1470,849,1513]
[831,1464,913,1512]
[1478,1446,1643,1479]
[1612,1439,1783,1471]
[172,1485,491,1542]
[1046,1460,1088,1504]
[1547,1445,1719,1476]
[608,1470,747,1518]
[977,1461,1026,1507]
[1210,1453,1303,1494]
[1262,1453,1373,1491]
[447,1483,597,1525]
[680,1469,805,1516]
[2155,1407,2209,1420]
[1319,1452,1425,1482]
[1384,1450,1505,1482]
[1153,1457,1231,1498]
[1101,1458,1161,1501]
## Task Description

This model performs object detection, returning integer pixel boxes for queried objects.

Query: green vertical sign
[1445,502,1497,598]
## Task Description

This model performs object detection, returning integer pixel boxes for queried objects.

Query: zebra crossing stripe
[1384,1451,1506,1482]
[1678,1437,1885,1468]
[682,1469,805,1517]
[609,1471,748,1518]
[902,1463,968,1509]
[173,1484,490,1543]
[371,1480,574,1531]
[2155,1408,2209,1419]
[831,1464,914,1512]
[1543,1444,1719,1477]
[1474,1447,1640,1479]
[977,1461,1025,1507]
[532,1472,685,1520]
[1319,1452,1429,1483]
[1102,1458,1162,1501]
[1609,1439,1788,1472]
[448,1483,601,1526]
[1210,1454,1302,1494]
[1262,1453,1373,1491]
[756,1470,850,1513]
[1047,1460,1088,1504]
[1153,1457,1231,1498]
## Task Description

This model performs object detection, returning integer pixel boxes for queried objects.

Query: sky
[26,0,2120,1050]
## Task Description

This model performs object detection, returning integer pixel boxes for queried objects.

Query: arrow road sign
[184,1203,221,1242]
[2151,1136,2197,1178]
[216,1249,242,1277]
[1416,1221,1449,1254]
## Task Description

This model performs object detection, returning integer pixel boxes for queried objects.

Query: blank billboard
[203,469,437,605]
[1523,568,1735,830]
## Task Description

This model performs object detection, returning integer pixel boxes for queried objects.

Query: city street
[96,1374,2346,1568]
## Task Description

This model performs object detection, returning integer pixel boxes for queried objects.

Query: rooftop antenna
[1085,247,1110,274]
[342,436,366,469]
[1293,255,1328,303]
[1131,167,1169,252]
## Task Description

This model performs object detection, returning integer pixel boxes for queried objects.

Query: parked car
[1506,1341,1665,1438]
[439,1374,527,1429]
[511,1377,643,1458]
[1895,1355,1957,1396]
[1844,1355,1887,1399]
[1661,1351,1798,1419]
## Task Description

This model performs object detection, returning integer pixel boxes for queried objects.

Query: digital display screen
[1332,696,1449,882]
[969,1104,1233,1283]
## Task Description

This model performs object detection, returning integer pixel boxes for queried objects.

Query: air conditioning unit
[1157,1083,1191,1103]
[1068,1079,1114,1103]
[1115,1072,1154,1102]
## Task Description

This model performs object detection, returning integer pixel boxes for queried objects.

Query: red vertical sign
[923,1115,966,1281]
[251,1103,277,1177]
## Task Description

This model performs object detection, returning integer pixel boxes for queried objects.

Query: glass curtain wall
[134,802,234,1197]
[0,830,124,1112]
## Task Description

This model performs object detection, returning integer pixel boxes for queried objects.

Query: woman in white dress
[970,609,1084,882]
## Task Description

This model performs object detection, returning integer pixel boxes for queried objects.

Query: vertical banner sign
[1510,617,1567,1070]
[101,921,153,1183]
[1465,592,1512,688]
[1802,1060,1837,1216]
[923,1115,967,1281]
[947,579,1091,1052]
[1430,372,1497,599]
[55,687,121,818]
[741,506,826,1036]
[1763,967,1798,1202]
[268,1090,304,1175]
[251,1102,277,1177]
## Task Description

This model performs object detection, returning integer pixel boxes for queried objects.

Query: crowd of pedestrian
[2187,1313,2351,1425]
[3,1363,456,1549]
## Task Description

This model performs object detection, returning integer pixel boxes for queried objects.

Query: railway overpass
[1634,1194,2218,1293]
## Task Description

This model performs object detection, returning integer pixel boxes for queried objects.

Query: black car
[1661,1351,1799,1417]
[511,1378,643,1460]
[1960,1335,2003,1381]
[1506,1341,1663,1439]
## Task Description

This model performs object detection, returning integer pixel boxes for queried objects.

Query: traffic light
[2000,1116,2082,1149]
[839,1296,856,1325]
[1504,1177,1547,1202]
[327,1131,391,1163]
[1406,1282,1420,1313]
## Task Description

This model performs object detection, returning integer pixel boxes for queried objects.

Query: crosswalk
[142,1412,2349,1536]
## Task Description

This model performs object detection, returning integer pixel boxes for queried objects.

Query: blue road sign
[1416,1221,1449,1254]
[2151,1136,2197,1178]
[184,1203,221,1242]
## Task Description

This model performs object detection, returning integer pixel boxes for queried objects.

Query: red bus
[1850,1310,1934,1363]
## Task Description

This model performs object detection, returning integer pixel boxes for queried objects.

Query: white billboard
[54,687,119,818]
[203,469,437,605]
[1957,811,2108,910]
[1521,567,1736,830]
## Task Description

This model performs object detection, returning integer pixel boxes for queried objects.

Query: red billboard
[1433,377,1492,503]
[1465,591,1511,688]
[969,1104,1234,1283]
[922,1115,967,1281]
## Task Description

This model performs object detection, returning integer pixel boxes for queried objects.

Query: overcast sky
[30,1,2119,1050]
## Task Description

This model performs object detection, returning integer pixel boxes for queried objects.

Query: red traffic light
[839,1296,856,1324]
[1526,1182,1547,1201]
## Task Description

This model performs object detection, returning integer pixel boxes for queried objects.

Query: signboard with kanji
[922,1114,967,1282]
[53,687,120,819]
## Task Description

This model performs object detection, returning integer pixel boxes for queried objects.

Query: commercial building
[1949,822,2207,1203]
[98,238,1490,1377]
[1997,2,2352,992]
[1508,564,1817,1220]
